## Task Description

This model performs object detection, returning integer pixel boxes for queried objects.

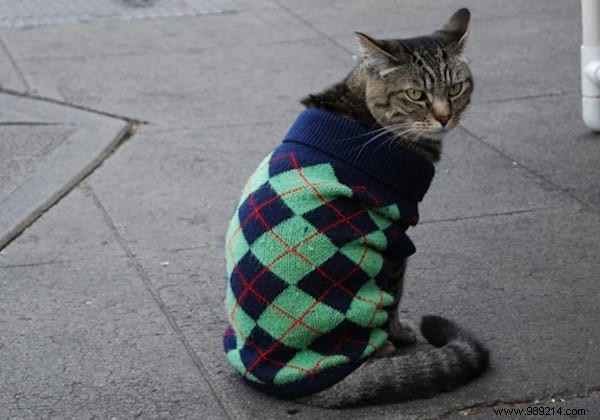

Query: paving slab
[0,5,315,60]
[420,127,567,222]
[0,182,123,268]
[0,93,130,250]
[9,37,351,128]
[274,0,572,40]
[0,188,229,420]
[464,92,600,210]
[406,206,600,412]
[0,0,238,29]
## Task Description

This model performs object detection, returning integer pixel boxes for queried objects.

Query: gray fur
[299,315,489,408]
[297,9,489,407]
[302,8,473,163]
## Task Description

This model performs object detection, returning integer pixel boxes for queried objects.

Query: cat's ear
[433,8,471,52]
[355,32,404,73]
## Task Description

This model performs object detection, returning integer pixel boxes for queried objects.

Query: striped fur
[300,316,489,408]
[302,8,473,163]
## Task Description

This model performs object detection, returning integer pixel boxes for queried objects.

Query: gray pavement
[0,93,131,249]
[0,1,599,419]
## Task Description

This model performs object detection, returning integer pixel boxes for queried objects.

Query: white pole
[582,0,600,130]
[583,0,600,45]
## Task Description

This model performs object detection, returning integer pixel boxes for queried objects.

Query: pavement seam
[438,388,600,418]
[477,89,578,105]
[458,126,599,214]
[419,206,567,225]
[0,121,63,126]
[148,119,289,134]
[0,121,137,251]
[0,35,31,92]
[0,87,148,123]
[83,182,237,420]
[0,258,64,269]
[272,0,355,56]
[10,36,326,62]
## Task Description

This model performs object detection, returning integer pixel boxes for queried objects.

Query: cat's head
[356,8,472,141]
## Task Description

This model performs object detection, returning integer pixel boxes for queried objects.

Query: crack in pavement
[419,206,568,225]
[83,182,236,420]
[0,35,31,92]
[0,121,64,126]
[458,126,599,215]
[477,89,578,105]
[0,87,148,124]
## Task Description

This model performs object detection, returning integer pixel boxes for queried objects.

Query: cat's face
[357,9,472,140]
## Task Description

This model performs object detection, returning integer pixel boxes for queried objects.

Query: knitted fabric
[223,109,435,399]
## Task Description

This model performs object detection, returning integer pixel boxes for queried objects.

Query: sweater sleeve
[383,228,417,261]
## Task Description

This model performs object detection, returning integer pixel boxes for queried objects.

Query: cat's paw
[372,340,397,358]
[388,320,417,346]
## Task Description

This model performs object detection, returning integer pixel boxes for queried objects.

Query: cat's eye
[406,89,425,101]
[448,82,463,97]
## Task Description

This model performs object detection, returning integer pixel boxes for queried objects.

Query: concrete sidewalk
[1,1,599,419]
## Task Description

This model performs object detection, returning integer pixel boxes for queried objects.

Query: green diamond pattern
[367,204,400,230]
[256,286,345,349]
[269,163,353,216]
[251,215,338,285]
[340,235,385,279]
[345,279,394,328]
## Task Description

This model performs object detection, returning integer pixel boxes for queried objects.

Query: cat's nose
[434,114,451,126]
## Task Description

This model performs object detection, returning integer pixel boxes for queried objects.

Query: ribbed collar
[283,109,435,202]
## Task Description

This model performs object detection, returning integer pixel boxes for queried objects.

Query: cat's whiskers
[337,125,393,143]
[346,122,405,144]
[388,124,423,142]
[358,123,423,158]
[352,127,399,160]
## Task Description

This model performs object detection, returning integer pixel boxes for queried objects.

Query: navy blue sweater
[224,109,435,398]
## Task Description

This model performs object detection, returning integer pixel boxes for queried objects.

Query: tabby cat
[223,8,489,408]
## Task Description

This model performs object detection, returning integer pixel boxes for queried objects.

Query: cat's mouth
[431,125,455,135]
[419,119,460,136]
[390,124,449,142]
[381,117,459,144]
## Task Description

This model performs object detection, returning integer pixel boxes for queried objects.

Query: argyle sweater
[223,109,435,399]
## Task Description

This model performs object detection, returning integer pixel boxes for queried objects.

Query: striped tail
[300,315,489,408]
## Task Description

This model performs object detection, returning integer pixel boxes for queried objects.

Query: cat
[223,8,489,408]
